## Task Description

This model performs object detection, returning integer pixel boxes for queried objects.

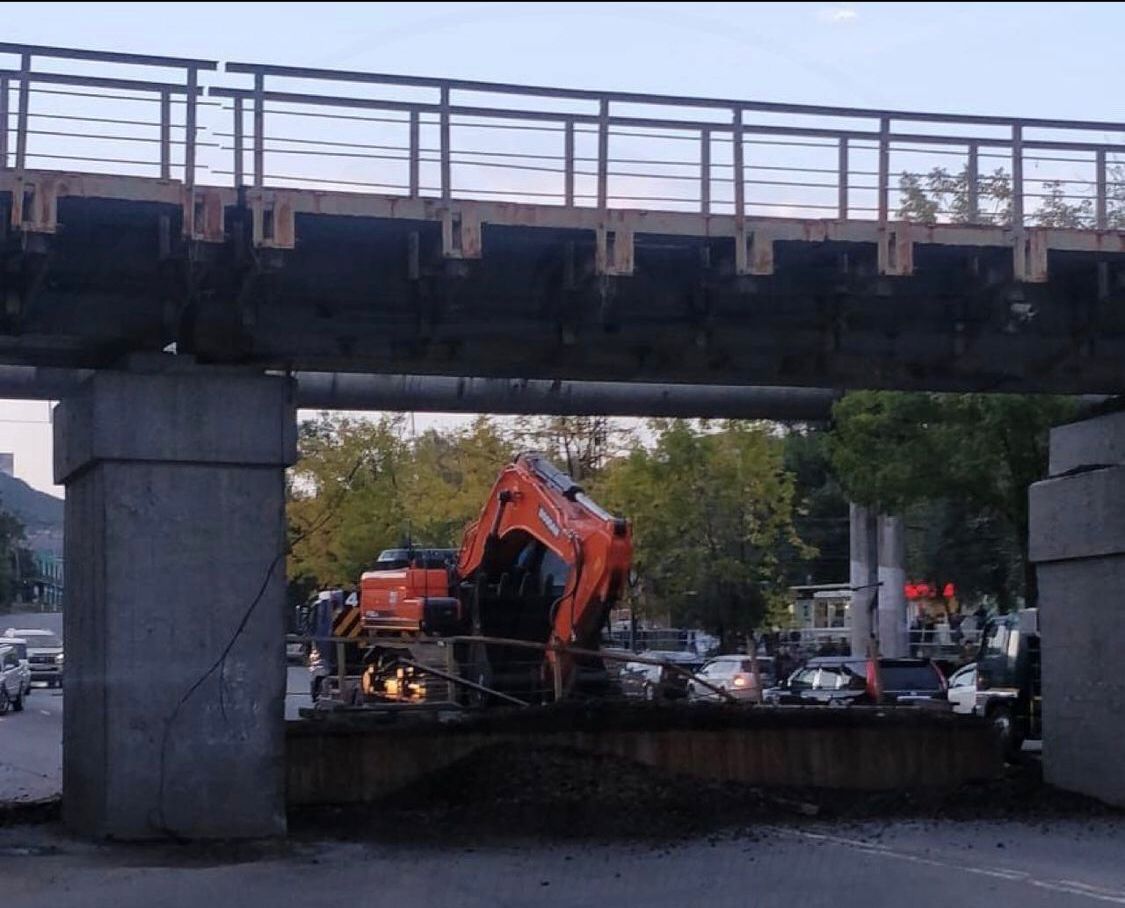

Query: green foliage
[287,414,514,592]
[593,419,808,640]
[513,416,630,483]
[0,505,27,609]
[780,428,850,587]
[828,392,1079,606]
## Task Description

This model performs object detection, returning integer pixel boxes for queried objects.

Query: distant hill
[0,472,63,554]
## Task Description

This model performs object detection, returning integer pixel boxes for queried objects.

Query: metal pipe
[0,366,841,420]
[291,372,841,420]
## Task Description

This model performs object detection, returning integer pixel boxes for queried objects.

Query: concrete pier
[54,362,296,838]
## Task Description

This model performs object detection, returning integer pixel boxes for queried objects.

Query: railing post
[253,72,265,189]
[877,116,890,224]
[1096,148,1107,230]
[184,67,198,187]
[837,136,848,219]
[967,142,980,224]
[439,85,451,202]
[159,90,171,181]
[409,109,420,197]
[564,117,575,207]
[732,106,745,221]
[1011,123,1023,229]
[233,96,244,187]
[0,76,9,169]
[597,98,609,211]
[15,51,31,171]
[700,127,711,215]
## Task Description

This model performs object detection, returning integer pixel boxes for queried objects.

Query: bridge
[2,44,1125,392]
[3,44,1125,840]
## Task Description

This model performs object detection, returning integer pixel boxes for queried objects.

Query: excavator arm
[457,452,632,694]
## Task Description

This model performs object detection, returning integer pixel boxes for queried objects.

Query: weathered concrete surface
[876,514,908,658]
[285,708,1001,806]
[1030,411,1125,808]
[1049,409,1125,476]
[54,364,296,838]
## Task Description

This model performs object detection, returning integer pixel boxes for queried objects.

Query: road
[2,817,1125,908]
[0,611,313,802]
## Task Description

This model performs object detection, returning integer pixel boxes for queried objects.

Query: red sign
[904,581,956,600]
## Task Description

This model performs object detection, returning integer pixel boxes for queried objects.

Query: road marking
[766,827,1125,904]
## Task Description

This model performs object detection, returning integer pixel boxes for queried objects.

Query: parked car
[687,654,776,702]
[764,656,948,708]
[945,662,977,715]
[0,642,27,713]
[4,628,64,687]
[620,651,702,701]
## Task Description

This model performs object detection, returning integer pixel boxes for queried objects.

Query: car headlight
[55,653,65,665]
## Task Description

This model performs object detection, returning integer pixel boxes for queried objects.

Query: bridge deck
[2,44,1125,392]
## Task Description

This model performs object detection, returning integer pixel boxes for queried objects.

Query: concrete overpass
[3,43,1125,838]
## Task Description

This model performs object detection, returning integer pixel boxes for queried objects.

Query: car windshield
[20,632,62,648]
[880,663,941,691]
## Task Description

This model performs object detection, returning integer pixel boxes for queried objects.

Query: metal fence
[4,42,1125,229]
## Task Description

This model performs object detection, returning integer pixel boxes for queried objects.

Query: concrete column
[54,363,297,838]
[1030,410,1125,807]
[876,514,908,658]
[848,503,877,657]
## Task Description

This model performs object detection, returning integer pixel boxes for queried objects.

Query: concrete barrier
[285,706,1002,806]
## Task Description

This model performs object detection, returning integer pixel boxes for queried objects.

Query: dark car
[764,656,947,708]
[619,652,702,701]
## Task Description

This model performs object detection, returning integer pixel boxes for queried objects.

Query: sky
[1,1,1121,494]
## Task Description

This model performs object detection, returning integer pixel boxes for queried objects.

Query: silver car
[0,642,28,713]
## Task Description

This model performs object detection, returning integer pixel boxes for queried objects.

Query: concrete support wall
[1030,411,1125,807]
[849,503,877,657]
[54,364,297,838]
[877,515,908,658]
[287,713,1001,805]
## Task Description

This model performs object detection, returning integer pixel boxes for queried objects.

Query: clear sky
[1,1,1119,494]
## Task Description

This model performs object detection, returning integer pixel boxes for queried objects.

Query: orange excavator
[357,452,633,702]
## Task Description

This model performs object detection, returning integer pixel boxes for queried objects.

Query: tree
[780,428,850,588]
[897,165,1011,225]
[594,419,808,644]
[827,392,1079,607]
[514,416,631,483]
[0,506,28,610]
[286,414,514,597]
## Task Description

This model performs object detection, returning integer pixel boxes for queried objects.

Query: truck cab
[975,608,1041,756]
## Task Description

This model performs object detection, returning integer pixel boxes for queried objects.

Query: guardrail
[3,43,1125,229]
[0,43,215,184]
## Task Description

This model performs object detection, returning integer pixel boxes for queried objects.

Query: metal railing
[210,60,1125,227]
[3,43,1125,230]
[0,43,215,183]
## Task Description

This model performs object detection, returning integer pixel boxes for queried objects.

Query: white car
[4,628,63,687]
[0,642,28,713]
[687,654,776,702]
[945,662,977,715]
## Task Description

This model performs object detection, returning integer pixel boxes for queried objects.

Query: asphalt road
[3,817,1125,908]
[0,610,313,802]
